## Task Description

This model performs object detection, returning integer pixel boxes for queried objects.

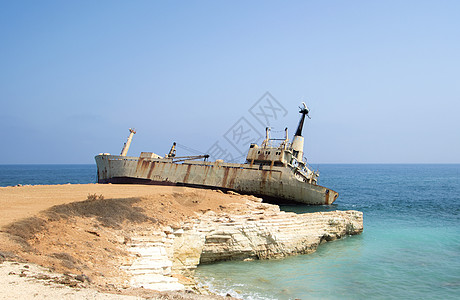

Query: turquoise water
[196,165,460,299]
[1,164,459,299]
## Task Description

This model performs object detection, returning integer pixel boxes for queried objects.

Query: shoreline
[0,184,363,298]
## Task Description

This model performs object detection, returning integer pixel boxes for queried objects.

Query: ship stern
[325,188,339,205]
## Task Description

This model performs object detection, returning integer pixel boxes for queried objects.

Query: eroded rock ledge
[124,196,363,291]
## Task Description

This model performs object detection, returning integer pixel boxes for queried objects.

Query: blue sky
[1,0,459,164]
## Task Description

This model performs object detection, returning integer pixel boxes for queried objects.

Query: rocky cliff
[123,196,363,291]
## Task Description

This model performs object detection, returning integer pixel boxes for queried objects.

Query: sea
[1,164,459,299]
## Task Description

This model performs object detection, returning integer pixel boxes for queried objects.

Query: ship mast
[292,102,310,160]
[120,128,136,156]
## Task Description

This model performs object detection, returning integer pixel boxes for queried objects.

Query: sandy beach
[0,184,232,227]
[0,184,246,299]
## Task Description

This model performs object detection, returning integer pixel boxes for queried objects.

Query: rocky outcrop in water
[123,196,363,291]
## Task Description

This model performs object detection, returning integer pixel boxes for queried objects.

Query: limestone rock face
[181,200,363,265]
[123,198,363,291]
[199,209,363,263]
[121,229,185,291]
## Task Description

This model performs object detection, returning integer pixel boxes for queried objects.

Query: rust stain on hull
[222,168,229,188]
[147,162,156,179]
[183,164,192,183]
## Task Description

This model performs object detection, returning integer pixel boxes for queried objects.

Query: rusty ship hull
[95,154,338,205]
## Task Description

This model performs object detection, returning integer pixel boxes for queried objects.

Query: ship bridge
[245,126,318,184]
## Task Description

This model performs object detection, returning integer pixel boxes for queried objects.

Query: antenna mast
[295,102,310,136]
